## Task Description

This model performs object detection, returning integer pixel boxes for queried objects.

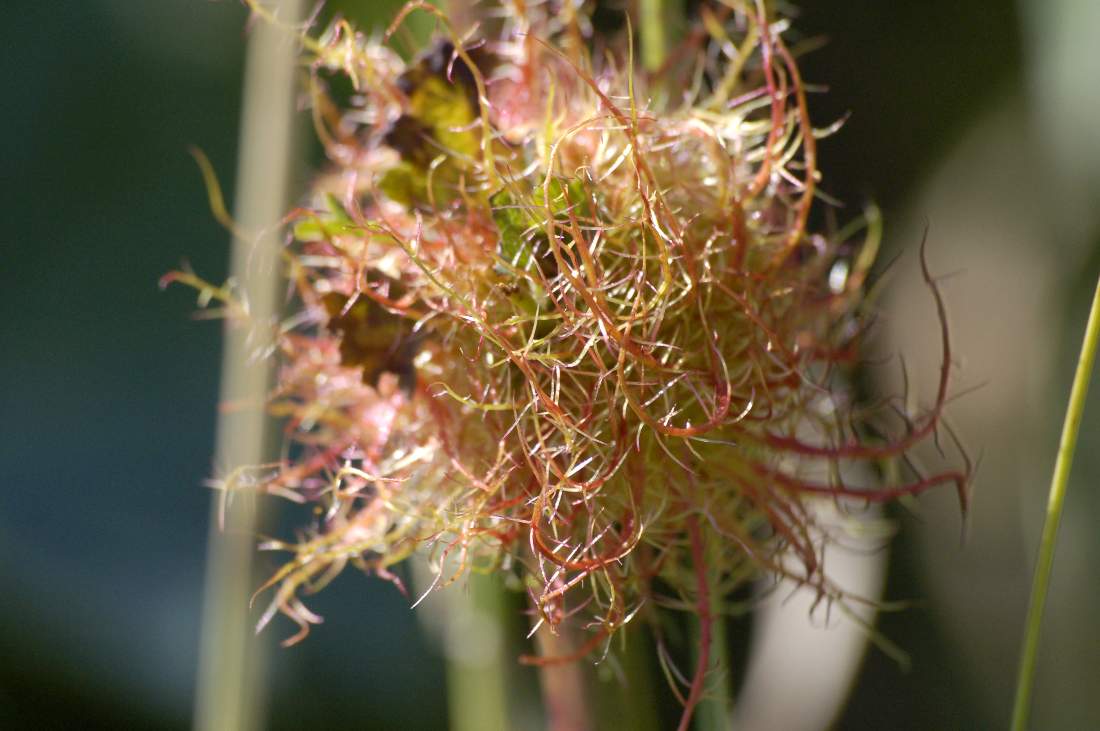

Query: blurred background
[2,1,1097,728]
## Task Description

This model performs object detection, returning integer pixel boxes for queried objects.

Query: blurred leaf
[293,193,355,242]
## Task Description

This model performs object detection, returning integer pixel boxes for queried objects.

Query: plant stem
[442,573,512,731]
[1010,274,1100,731]
[192,3,303,730]
[596,627,661,731]
[408,0,513,724]
[534,625,594,731]
[639,0,668,73]
[692,573,731,731]
[677,516,718,731]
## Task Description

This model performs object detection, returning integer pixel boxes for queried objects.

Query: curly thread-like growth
[170,1,970,725]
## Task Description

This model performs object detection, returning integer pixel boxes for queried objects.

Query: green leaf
[294,193,356,242]
[490,178,588,276]
[490,189,538,271]
[378,40,488,209]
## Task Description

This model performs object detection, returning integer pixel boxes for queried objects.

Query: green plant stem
[692,584,731,731]
[593,626,661,731]
[641,1,732,724]
[415,4,513,729]
[192,3,303,730]
[684,528,731,731]
[639,0,668,72]
[1010,273,1100,731]
[444,574,511,731]
[396,1,512,726]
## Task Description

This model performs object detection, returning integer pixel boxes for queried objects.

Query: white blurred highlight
[733,501,888,731]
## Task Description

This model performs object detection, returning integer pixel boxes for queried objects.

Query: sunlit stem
[1010,274,1100,731]
[425,0,520,727]
[192,2,303,730]
[639,0,668,73]
[640,0,686,93]
[445,573,511,731]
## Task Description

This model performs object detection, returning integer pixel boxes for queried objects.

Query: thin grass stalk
[192,2,304,729]
[1010,274,1100,731]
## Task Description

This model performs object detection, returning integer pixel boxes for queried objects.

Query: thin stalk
[593,626,661,731]
[533,625,594,731]
[388,3,513,729]
[639,0,668,73]
[642,2,732,725]
[692,572,731,731]
[433,0,514,725]
[192,3,303,730]
[444,574,511,731]
[1010,273,1100,731]
[678,516,728,731]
